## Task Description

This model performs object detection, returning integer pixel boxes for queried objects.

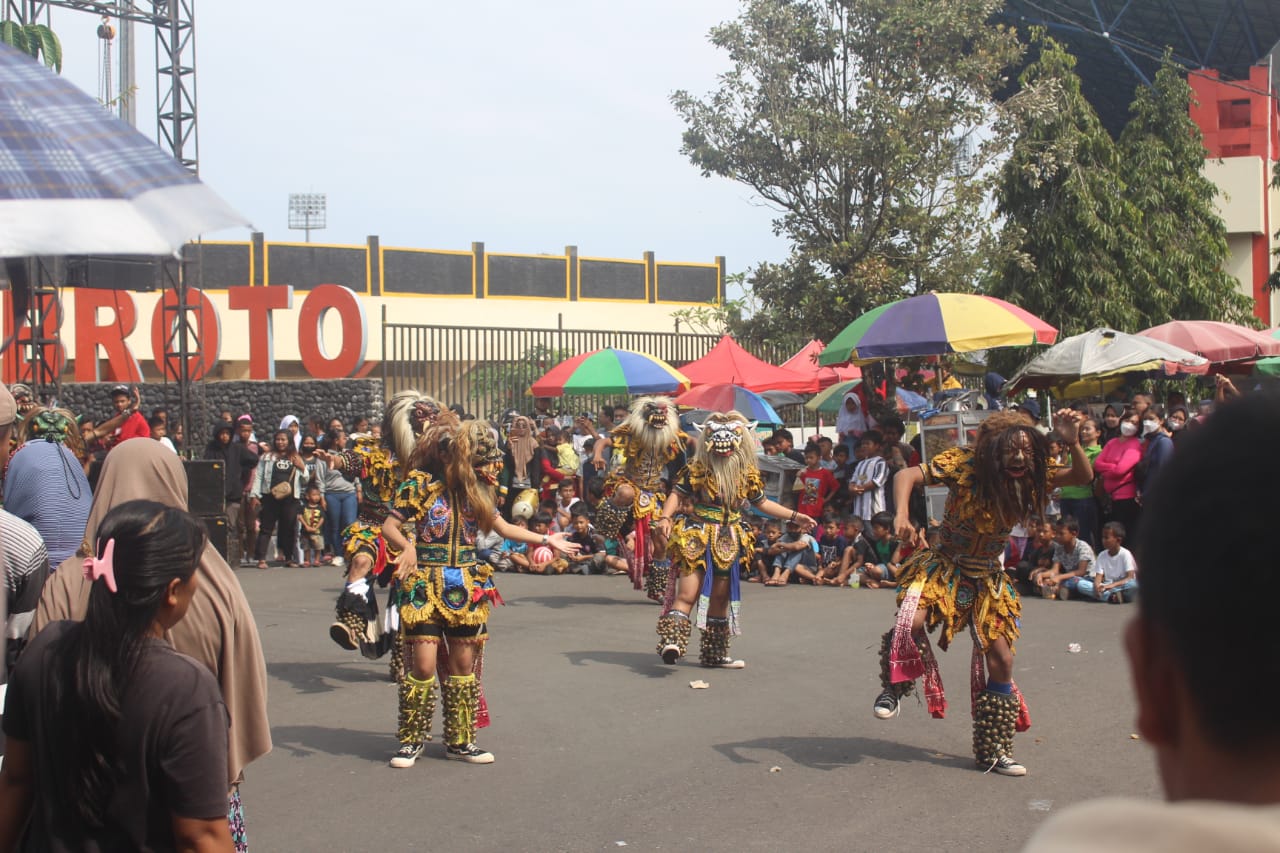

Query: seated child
[1008,518,1053,590]
[564,509,624,575]
[835,515,874,586]
[815,516,848,586]
[496,516,531,572]
[1073,521,1138,603]
[554,480,581,531]
[753,521,782,583]
[768,519,819,585]
[1035,515,1096,600]
[528,512,568,574]
[859,511,902,589]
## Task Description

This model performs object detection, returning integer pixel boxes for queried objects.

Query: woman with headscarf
[836,387,875,454]
[500,416,540,520]
[5,409,93,570]
[30,439,271,852]
[278,414,302,451]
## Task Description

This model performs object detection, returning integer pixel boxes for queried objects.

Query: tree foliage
[673,0,1024,343]
[1118,54,1255,326]
[994,36,1257,344]
[466,344,573,421]
[990,33,1145,340]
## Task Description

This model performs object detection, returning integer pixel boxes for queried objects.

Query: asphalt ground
[241,567,1159,852]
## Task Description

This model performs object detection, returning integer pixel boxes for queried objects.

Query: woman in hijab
[5,409,93,570]
[31,439,271,852]
[500,415,540,520]
[836,387,875,454]
[278,414,302,450]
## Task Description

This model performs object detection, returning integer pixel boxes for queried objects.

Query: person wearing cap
[1015,397,1050,436]
[91,385,150,450]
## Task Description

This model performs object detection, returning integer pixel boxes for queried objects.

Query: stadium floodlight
[288,192,327,242]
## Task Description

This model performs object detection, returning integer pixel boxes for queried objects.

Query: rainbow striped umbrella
[819,293,1057,365]
[530,348,690,396]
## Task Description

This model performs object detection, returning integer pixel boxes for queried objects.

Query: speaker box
[199,515,229,560]
[184,460,225,515]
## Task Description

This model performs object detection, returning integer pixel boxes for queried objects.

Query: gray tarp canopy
[1005,328,1208,392]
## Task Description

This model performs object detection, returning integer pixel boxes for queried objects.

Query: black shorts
[403,622,486,639]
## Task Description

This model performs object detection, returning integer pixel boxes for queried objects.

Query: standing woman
[0,500,233,851]
[1097,404,1123,446]
[249,430,306,569]
[1056,418,1103,548]
[320,428,358,562]
[30,438,270,851]
[1092,408,1144,540]
[654,412,815,669]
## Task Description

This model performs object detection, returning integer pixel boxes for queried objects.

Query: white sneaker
[389,742,424,768]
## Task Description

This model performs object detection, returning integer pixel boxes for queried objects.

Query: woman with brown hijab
[31,438,271,851]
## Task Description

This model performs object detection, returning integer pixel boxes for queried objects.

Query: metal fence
[380,316,792,422]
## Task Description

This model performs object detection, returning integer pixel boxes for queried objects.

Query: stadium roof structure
[1000,0,1280,135]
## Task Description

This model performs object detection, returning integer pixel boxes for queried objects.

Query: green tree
[673,0,1024,342]
[991,33,1146,341]
[466,343,573,421]
[1118,53,1255,326]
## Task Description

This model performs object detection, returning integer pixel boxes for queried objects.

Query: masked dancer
[655,412,814,669]
[871,409,1092,776]
[319,391,441,678]
[592,396,687,601]
[381,418,578,767]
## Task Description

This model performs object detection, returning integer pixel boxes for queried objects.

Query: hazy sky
[54,1,791,278]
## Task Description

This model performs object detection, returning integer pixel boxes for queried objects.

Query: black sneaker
[389,742,424,768]
[983,755,1027,777]
[873,690,900,720]
[660,644,681,665]
[445,743,494,764]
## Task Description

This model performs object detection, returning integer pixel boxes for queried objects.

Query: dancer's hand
[1054,408,1084,444]
[547,531,581,556]
[657,516,673,537]
[894,512,914,542]
[393,546,417,581]
[792,512,816,531]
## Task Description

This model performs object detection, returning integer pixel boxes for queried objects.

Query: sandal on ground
[256,561,269,570]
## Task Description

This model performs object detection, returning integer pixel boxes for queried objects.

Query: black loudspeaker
[184,460,225,515]
[200,515,229,560]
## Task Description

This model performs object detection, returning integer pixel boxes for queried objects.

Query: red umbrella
[1137,321,1280,364]
[679,335,818,393]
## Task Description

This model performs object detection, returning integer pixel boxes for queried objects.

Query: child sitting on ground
[815,516,848,586]
[753,520,782,584]
[1007,517,1053,592]
[1035,515,1096,600]
[299,484,326,567]
[529,512,568,574]
[834,515,873,586]
[859,511,902,589]
[495,516,531,572]
[1074,521,1138,603]
[767,519,818,585]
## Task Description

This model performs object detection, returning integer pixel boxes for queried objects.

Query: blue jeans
[1070,577,1138,602]
[325,490,358,555]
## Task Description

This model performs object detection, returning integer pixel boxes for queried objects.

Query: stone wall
[57,379,384,450]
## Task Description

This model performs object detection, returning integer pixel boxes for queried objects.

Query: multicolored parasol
[675,383,782,425]
[819,293,1057,365]
[529,348,690,396]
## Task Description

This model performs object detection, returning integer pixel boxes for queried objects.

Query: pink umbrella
[1137,320,1280,364]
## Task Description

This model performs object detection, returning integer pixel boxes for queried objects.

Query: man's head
[1129,394,1280,800]
[1014,397,1041,425]
[1132,392,1153,417]
[771,429,794,453]
[219,409,234,423]
[879,417,905,444]
[558,480,576,501]
[110,384,132,414]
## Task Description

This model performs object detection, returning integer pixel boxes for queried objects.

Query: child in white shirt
[1075,521,1138,603]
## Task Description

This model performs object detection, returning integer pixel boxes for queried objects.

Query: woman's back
[4,621,229,852]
